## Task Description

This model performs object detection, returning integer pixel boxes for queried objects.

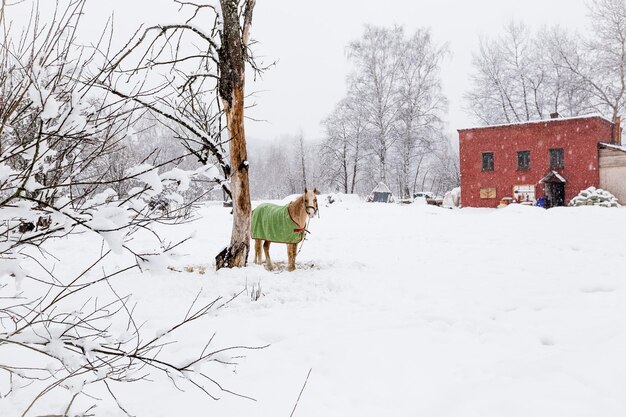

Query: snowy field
[5,198,626,416]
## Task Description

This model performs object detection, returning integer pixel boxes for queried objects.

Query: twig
[289,368,312,417]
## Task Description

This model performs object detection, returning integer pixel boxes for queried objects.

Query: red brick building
[458,114,622,208]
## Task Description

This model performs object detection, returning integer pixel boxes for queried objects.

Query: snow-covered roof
[599,142,626,153]
[371,182,392,194]
[539,170,567,184]
[458,113,613,132]
[552,171,567,183]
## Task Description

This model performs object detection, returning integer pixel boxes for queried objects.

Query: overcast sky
[47,1,593,141]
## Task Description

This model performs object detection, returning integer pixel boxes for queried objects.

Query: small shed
[367,182,395,203]
[599,142,626,203]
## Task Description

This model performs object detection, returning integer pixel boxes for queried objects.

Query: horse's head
[304,188,320,219]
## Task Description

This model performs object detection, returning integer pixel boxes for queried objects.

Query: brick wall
[459,116,614,208]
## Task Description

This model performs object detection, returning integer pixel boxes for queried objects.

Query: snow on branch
[0,1,260,414]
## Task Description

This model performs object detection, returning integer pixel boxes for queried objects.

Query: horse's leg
[263,240,273,271]
[254,239,262,264]
[287,243,296,272]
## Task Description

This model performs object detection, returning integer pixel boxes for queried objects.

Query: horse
[251,188,320,272]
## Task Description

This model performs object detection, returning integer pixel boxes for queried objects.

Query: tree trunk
[379,144,387,184]
[342,142,348,194]
[299,133,307,189]
[215,0,255,269]
[412,154,425,195]
[350,135,360,194]
[401,139,411,199]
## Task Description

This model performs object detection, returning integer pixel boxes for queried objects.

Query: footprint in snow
[264,261,321,273]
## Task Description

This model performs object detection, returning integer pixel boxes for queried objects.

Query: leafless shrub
[0,1,262,414]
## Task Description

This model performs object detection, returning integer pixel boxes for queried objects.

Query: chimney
[613,116,622,145]
[550,112,560,119]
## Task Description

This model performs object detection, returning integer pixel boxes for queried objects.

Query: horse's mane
[288,194,305,227]
[289,194,304,208]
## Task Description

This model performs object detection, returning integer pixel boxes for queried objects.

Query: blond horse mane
[288,194,306,229]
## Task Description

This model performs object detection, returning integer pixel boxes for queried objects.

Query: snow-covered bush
[442,187,461,208]
[324,193,361,206]
[569,187,620,207]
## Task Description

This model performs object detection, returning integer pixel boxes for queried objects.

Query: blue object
[537,197,545,208]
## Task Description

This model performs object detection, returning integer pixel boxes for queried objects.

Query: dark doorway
[546,183,566,207]
[540,171,567,208]
[371,192,392,203]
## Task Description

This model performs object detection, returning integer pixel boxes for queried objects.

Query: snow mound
[323,193,362,206]
[569,187,620,208]
[497,203,545,214]
[443,187,461,208]
[409,202,447,214]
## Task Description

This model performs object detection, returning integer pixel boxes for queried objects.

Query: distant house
[367,182,395,203]
[458,114,626,208]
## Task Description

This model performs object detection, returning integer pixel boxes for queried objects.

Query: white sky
[25,0,593,141]
[246,0,591,142]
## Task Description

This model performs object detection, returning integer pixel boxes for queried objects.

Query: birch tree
[466,21,593,125]
[551,0,626,119]
[327,25,448,197]
[536,27,595,117]
[321,98,368,194]
[297,131,308,190]
[468,1,626,126]
[347,25,403,184]
[466,22,548,124]
[395,29,448,198]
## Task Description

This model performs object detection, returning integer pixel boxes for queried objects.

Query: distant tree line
[466,0,626,125]
[310,25,458,199]
[297,0,626,200]
[250,25,460,200]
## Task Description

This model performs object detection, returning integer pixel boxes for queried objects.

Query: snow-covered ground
[5,198,626,416]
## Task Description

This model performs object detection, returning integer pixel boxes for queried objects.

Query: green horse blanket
[251,203,303,244]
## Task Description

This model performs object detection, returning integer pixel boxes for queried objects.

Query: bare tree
[468,2,626,126]
[297,131,308,190]
[431,137,460,196]
[465,21,593,125]
[550,0,626,119]
[326,25,448,198]
[216,0,256,268]
[395,28,448,198]
[96,0,261,269]
[466,22,542,124]
[1,2,261,414]
[320,98,368,194]
[465,34,514,125]
[536,27,595,117]
[347,25,404,184]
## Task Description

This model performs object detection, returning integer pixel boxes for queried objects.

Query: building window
[550,148,564,169]
[517,150,531,171]
[482,152,494,171]
[480,188,497,199]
